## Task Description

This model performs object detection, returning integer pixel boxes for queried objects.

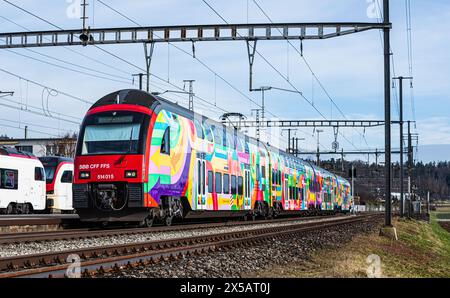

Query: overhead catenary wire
[0,121,61,138]
[0,67,92,105]
[202,0,356,151]
[2,0,322,149]
[95,0,266,115]
[252,0,370,149]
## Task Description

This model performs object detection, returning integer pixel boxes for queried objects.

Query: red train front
[73,90,155,223]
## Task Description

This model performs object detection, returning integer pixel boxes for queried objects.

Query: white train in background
[0,146,46,214]
[39,156,74,213]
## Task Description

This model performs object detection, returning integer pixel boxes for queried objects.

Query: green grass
[247,215,450,278]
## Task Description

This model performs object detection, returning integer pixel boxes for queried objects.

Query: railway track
[0,214,341,244]
[0,213,382,278]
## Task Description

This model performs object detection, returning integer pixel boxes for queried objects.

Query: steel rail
[0,214,341,244]
[0,213,382,278]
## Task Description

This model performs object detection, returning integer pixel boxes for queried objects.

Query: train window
[261,166,266,179]
[256,166,260,179]
[236,136,244,152]
[194,119,204,139]
[212,125,223,146]
[61,171,73,183]
[34,167,45,181]
[161,127,170,155]
[203,124,214,143]
[215,173,222,194]
[238,176,243,195]
[231,175,237,194]
[208,171,214,193]
[223,174,230,194]
[278,171,281,185]
[0,168,18,190]
[244,136,250,154]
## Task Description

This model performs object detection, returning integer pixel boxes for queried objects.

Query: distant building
[0,137,77,158]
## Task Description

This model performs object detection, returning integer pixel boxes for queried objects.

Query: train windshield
[79,111,148,156]
[39,158,57,184]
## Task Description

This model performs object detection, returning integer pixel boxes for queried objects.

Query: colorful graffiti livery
[73,90,353,225]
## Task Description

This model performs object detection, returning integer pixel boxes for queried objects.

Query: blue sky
[0,0,449,161]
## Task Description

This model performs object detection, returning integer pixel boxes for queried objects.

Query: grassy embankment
[250,213,450,278]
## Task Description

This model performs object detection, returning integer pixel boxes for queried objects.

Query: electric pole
[407,120,413,219]
[316,129,323,166]
[183,80,195,111]
[383,0,392,227]
[132,73,144,90]
[393,76,413,217]
[282,128,296,154]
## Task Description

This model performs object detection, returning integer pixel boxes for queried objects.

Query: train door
[244,169,251,210]
[59,170,73,210]
[196,159,206,210]
[284,175,289,209]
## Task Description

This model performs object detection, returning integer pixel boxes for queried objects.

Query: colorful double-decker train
[73,90,353,226]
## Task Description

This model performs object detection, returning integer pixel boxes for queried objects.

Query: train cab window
[231,175,237,194]
[0,169,18,190]
[208,171,214,193]
[215,173,222,194]
[223,174,230,194]
[161,127,170,155]
[61,171,73,183]
[238,176,244,195]
[34,167,45,181]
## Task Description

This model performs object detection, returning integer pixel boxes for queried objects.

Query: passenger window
[34,167,45,181]
[61,171,73,183]
[238,176,244,195]
[223,174,230,194]
[261,166,266,179]
[215,173,222,194]
[161,127,170,155]
[194,119,204,139]
[0,168,18,189]
[208,171,214,193]
[231,175,237,194]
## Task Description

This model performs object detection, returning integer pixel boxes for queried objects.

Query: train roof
[0,146,36,159]
[90,89,349,184]
[39,156,74,163]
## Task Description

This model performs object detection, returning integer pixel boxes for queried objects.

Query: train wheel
[143,210,155,228]
[165,216,173,226]
[6,203,17,215]
[143,216,154,228]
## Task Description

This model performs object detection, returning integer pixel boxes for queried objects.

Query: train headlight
[79,171,91,179]
[125,170,138,178]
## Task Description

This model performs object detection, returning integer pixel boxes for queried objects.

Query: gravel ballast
[102,219,381,278]
[0,216,353,258]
